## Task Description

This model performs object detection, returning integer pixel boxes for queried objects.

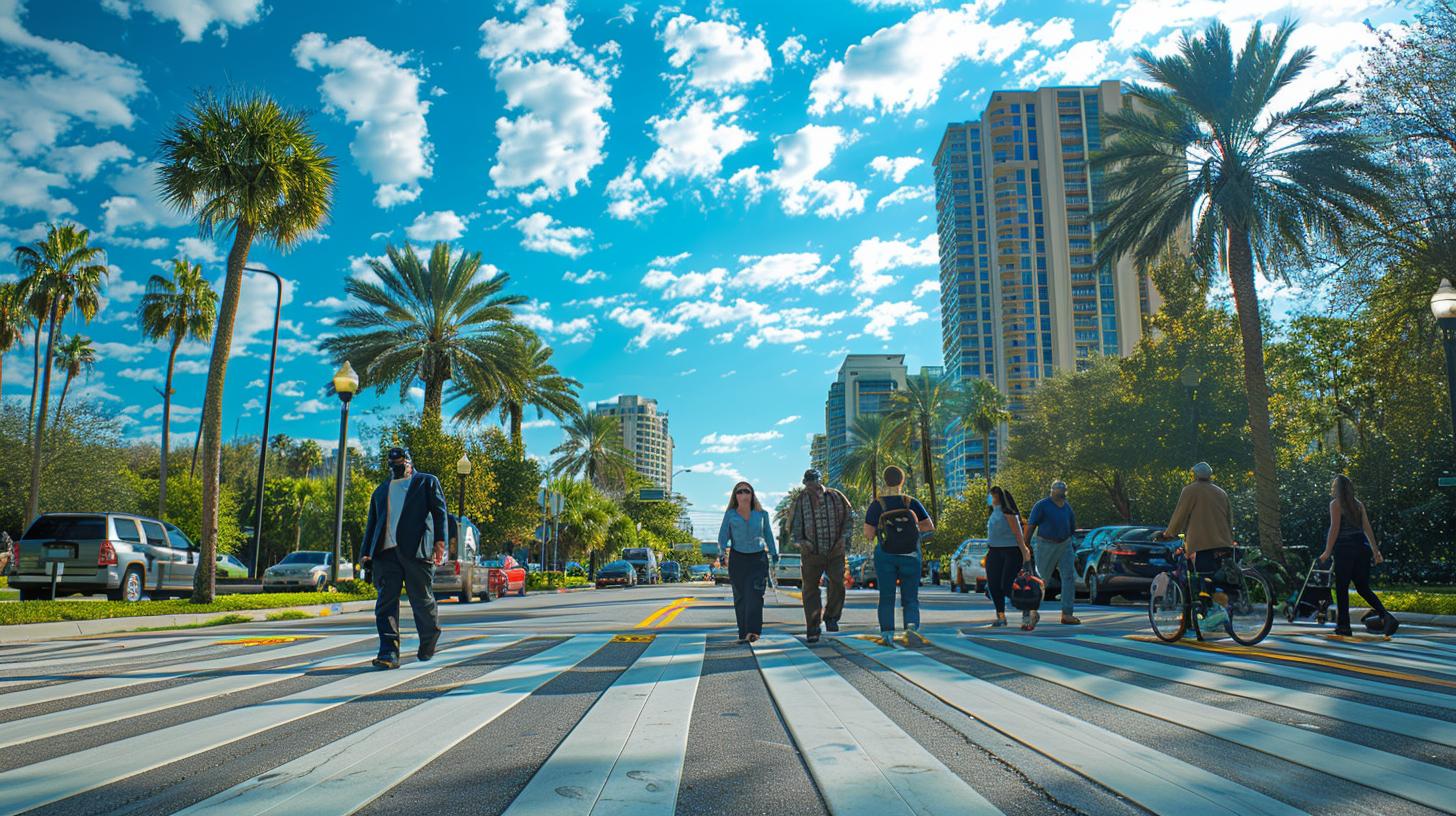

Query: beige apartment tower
[591,395,675,491]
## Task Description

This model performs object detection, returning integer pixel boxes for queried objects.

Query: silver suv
[12,513,201,602]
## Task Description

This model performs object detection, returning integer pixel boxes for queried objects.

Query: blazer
[361,471,448,562]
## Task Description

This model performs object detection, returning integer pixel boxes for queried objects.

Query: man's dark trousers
[800,548,845,631]
[372,546,440,661]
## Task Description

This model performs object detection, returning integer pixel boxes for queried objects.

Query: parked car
[1073,525,1175,603]
[659,561,683,582]
[478,554,527,598]
[687,564,712,581]
[621,547,660,584]
[773,551,802,587]
[214,553,249,578]
[526,562,542,573]
[596,560,638,588]
[564,561,586,577]
[852,555,876,588]
[12,512,202,602]
[711,560,729,585]
[262,551,353,592]
[432,516,491,603]
[950,538,989,594]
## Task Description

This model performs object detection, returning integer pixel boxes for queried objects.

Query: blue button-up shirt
[718,509,778,559]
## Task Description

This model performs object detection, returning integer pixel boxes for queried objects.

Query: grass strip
[129,614,255,632]
[0,591,374,626]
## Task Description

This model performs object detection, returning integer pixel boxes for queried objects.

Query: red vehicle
[480,554,527,599]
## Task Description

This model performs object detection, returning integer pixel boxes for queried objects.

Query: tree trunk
[53,371,72,424]
[982,431,992,485]
[919,420,938,521]
[26,301,61,525]
[423,376,444,424]
[26,318,41,442]
[0,352,6,405]
[1227,229,1284,561]
[510,404,523,455]
[194,223,254,604]
[159,335,181,519]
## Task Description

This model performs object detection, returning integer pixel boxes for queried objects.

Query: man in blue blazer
[361,447,447,669]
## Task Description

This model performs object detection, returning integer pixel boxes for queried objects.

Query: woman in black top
[1318,475,1393,636]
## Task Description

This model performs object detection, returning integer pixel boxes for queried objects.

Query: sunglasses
[735,488,753,495]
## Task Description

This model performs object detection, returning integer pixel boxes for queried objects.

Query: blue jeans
[1034,536,1075,616]
[873,548,921,633]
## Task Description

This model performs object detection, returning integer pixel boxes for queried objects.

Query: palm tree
[0,282,30,406]
[158,90,337,603]
[550,409,633,492]
[1093,21,1391,559]
[321,242,527,425]
[12,224,108,524]
[843,414,906,502]
[452,330,580,453]
[886,370,948,521]
[290,439,324,478]
[139,259,218,519]
[952,378,1011,485]
[51,334,96,422]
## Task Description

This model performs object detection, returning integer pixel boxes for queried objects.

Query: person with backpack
[788,468,854,643]
[985,486,1033,629]
[863,466,934,646]
[1319,474,1396,636]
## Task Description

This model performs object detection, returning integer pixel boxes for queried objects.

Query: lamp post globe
[455,453,471,523]
[329,361,360,584]
[1432,279,1456,468]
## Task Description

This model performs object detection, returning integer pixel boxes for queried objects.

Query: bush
[1371,591,1456,617]
[0,590,376,626]
[266,610,313,621]
[526,571,590,591]
[332,578,376,598]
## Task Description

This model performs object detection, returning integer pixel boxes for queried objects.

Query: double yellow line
[636,597,697,628]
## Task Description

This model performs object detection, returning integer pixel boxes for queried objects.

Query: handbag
[1010,567,1044,612]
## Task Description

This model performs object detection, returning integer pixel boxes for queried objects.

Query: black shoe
[1333,626,1354,637]
[416,633,440,662]
[737,635,748,644]
[1382,614,1400,636]
[371,656,400,670]
[806,630,820,644]
[825,618,840,632]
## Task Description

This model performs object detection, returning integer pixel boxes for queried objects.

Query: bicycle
[1147,542,1274,646]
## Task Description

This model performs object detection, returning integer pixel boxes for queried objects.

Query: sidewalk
[0,599,376,643]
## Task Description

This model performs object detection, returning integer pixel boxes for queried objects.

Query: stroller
[1282,556,1334,625]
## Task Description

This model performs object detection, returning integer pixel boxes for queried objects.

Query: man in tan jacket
[1162,462,1235,631]
[789,469,854,643]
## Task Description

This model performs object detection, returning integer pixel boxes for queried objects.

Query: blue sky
[0,0,1415,534]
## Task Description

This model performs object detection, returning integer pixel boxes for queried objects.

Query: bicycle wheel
[1147,571,1187,642]
[1226,566,1274,645]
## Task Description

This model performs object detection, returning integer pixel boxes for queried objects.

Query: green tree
[886,369,947,520]
[0,403,137,538]
[551,408,633,491]
[471,427,545,548]
[1093,20,1392,559]
[842,414,905,501]
[289,439,324,478]
[51,334,96,422]
[0,282,30,406]
[549,476,619,565]
[950,378,1010,484]
[139,258,218,518]
[159,89,337,602]
[127,472,246,557]
[12,224,108,525]
[321,242,526,424]
[452,330,579,454]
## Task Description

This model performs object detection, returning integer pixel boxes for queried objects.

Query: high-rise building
[823,355,943,489]
[810,433,828,475]
[934,80,1159,496]
[590,395,675,492]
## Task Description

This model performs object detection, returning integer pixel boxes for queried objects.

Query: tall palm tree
[321,242,526,425]
[1093,21,1391,559]
[452,329,580,453]
[139,259,218,519]
[0,282,30,406]
[843,414,906,502]
[51,334,96,422]
[12,224,108,524]
[952,378,1011,485]
[886,370,948,521]
[550,409,633,492]
[158,90,336,603]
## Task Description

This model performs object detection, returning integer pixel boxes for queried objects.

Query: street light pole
[246,266,283,580]
[1180,363,1201,463]
[1431,279,1456,466]
[330,361,360,585]
[455,453,472,521]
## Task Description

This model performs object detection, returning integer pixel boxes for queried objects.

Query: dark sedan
[595,560,638,588]
[1073,525,1176,603]
[659,561,684,583]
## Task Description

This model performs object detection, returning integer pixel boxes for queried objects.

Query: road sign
[1439,476,1456,488]
[550,492,564,516]
[638,487,666,501]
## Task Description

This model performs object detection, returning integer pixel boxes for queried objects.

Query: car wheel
[1088,571,1110,604]
[517,583,526,597]
[110,567,144,603]
[19,586,47,601]
[458,587,473,604]
[481,585,493,602]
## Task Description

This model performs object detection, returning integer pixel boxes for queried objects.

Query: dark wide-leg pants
[372,547,440,660]
[728,550,768,638]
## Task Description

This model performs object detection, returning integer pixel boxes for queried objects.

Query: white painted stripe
[1394,637,1456,659]
[503,635,705,816]
[0,634,526,816]
[1339,638,1456,664]
[0,636,206,674]
[842,635,1304,816]
[174,634,609,816]
[1016,637,1456,748]
[938,636,1456,812]
[753,634,1002,816]
[1277,636,1456,678]
[0,641,108,660]
[0,634,374,709]
[1082,635,1456,714]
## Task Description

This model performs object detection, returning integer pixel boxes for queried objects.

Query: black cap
[387,447,411,462]
[802,468,822,483]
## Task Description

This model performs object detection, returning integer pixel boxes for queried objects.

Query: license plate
[43,543,76,560]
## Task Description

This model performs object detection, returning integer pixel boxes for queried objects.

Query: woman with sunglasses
[717,481,779,643]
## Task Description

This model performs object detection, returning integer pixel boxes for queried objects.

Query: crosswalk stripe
[0,633,527,816]
[173,634,610,816]
[0,636,208,675]
[1277,636,1456,678]
[1015,637,1456,748]
[0,634,373,710]
[1316,636,1456,664]
[842,635,1305,816]
[504,634,705,816]
[1393,636,1456,659]
[753,634,1003,816]
[1085,635,1456,713]
[939,636,1456,812]
[0,640,114,660]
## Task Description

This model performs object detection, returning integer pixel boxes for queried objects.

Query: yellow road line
[656,606,690,627]
[635,597,696,629]
[784,590,802,600]
[1170,638,1456,689]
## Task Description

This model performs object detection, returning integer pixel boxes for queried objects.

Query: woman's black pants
[728,550,768,638]
[1333,545,1387,630]
[985,547,1021,615]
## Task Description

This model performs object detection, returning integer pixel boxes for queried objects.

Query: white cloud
[869,155,923,183]
[143,402,200,420]
[912,279,939,299]
[103,265,144,303]
[563,268,606,284]
[479,0,575,61]
[851,234,938,294]
[609,305,687,348]
[275,379,306,398]
[0,160,75,217]
[293,33,434,209]
[522,418,556,429]
[854,298,928,340]
[660,13,772,91]
[746,326,821,348]
[93,341,148,362]
[685,460,746,482]
[652,251,691,268]
[405,210,469,242]
[734,253,831,291]
[118,367,163,383]
[733,124,867,218]
[515,301,596,344]
[681,368,698,376]
[1032,17,1075,48]
[45,141,132,181]
[697,430,781,454]
[877,184,933,210]
[100,0,266,42]
[776,415,800,425]
[809,1,1030,114]
[516,212,591,257]
[1020,39,1115,87]
[851,0,934,7]
[101,160,190,234]
[175,236,221,264]
[666,347,685,357]
[642,266,726,299]
[605,161,665,221]
[643,97,754,183]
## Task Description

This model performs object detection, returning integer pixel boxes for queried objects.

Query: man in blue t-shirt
[1026,479,1080,624]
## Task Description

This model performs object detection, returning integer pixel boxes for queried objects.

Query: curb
[0,599,376,643]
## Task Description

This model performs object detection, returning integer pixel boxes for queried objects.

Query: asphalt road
[0,580,1452,816]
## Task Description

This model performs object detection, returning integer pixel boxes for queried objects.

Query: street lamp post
[329,361,359,585]
[246,266,284,580]
[455,453,472,522]
[1432,279,1456,467]
[1180,363,1201,463]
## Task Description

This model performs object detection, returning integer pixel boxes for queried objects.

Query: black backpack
[875,496,921,555]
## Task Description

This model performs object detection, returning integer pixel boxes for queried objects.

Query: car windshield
[604,561,631,570]
[280,552,328,565]
[622,549,649,560]
[479,559,506,568]
[22,515,105,541]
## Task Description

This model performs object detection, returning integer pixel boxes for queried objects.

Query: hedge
[525,571,591,591]
[1369,591,1456,617]
[0,590,376,626]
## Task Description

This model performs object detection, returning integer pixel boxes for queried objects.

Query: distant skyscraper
[934,80,1159,497]
[810,433,828,475]
[590,395,674,491]
[822,355,943,490]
